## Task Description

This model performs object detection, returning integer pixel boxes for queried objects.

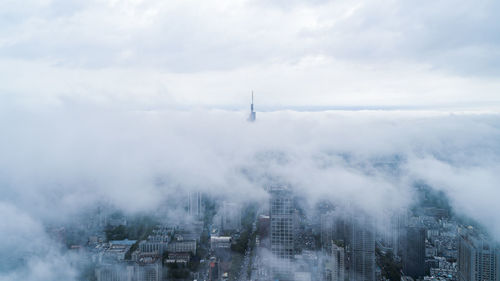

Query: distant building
[430,262,457,280]
[134,256,162,281]
[211,236,232,250]
[331,243,346,281]
[137,227,172,257]
[165,252,191,264]
[423,207,449,219]
[258,214,270,237]
[248,91,256,122]
[458,227,500,281]
[188,191,202,219]
[426,245,438,258]
[321,211,347,252]
[221,201,241,232]
[139,240,166,256]
[96,257,162,281]
[167,240,197,255]
[402,226,426,279]
[347,214,375,281]
[101,240,137,262]
[96,263,134,281]
[378,212,403,257]
[323,242,346,281]
[321,212,335,250]
[270,186,295,280]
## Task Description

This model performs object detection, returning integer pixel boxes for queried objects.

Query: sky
[1,0,500,110]
[1,1,500,280]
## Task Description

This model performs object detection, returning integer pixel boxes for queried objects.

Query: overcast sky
[1,0,500,110]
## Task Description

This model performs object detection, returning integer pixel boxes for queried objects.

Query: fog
[1,107,499,279]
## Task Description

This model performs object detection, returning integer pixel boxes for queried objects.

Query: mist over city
[1,1,500,281]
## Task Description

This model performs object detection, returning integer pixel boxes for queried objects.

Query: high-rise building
[402,226,426,279]
[376,212,402,257]
[248,91,256,122]
[458,227,500,281]
[188,191,202,219]
[347,214,375,281]
[270,186,295,280]
[321,210,347,252]
[323,242,346,281]
[221,201,241,232]
[321,212,336,251]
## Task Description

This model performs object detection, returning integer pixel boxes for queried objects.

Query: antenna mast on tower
[248,91,256,122]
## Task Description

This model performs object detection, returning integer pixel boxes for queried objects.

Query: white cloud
[1,108,500,278]
[0,0,499,109]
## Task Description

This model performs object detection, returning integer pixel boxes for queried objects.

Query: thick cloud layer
[1,108,500,279]
[1,108,500,225]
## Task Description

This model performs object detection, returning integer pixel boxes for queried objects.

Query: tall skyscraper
[321,210,348,252]
[347,214,375,281]
[376,212,402,257]
[270,186,295,281]
[188,191,202,219]
[458,227,500,281]
[248,91,256,122]
[221,201,241,232]
[321,212,336,251]
[402,226,426,279]
[323,242,346,281]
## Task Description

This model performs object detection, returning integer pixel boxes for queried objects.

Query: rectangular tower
[402,226,426,279]
[323,242,345,281]
[248,91,256,122]
[270,186,295,281]
[348,214,375,281]
[188,191,202,219]
[458,227,500,281]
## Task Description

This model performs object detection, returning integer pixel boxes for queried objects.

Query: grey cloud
[0,203,78,281]
[1,108,499,229]
[319,0,500,76]
[2,0,499,75]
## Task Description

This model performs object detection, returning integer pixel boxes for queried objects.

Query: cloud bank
[1,107,500,279]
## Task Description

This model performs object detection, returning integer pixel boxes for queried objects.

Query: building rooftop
[109,239,137,246]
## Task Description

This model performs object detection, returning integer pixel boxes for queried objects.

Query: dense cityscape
[40,102,499,281]
[2,98,499,281]
[43,182,498,281]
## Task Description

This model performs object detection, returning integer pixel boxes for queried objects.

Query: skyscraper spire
[248,91,256,122]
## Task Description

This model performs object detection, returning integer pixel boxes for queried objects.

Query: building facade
[458,227,500,281]
[402,226,426,279]
[270,186,295,281]
[188,191,202,219]
[348,215,375,281]
[221,201,241,232]
[323,242,346,281]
